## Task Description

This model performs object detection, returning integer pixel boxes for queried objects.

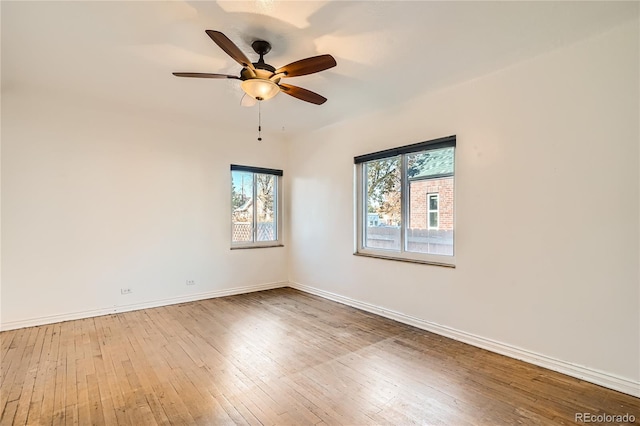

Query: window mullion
[400,154,408,253]
[252,175,258,242]
[354,165,361,252]
[361,164,367,249]
[274,177,279,240]
[272,178,277,240]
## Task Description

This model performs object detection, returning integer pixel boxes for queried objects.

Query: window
[427,194,439,229]
[231,165,283,248]
[355,136,455,266]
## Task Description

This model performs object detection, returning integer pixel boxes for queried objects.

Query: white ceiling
[2,1,636,135]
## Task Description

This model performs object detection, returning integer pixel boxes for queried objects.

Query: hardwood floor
[1,288,638,425]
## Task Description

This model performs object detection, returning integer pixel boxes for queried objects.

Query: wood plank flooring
[1,288,638,425]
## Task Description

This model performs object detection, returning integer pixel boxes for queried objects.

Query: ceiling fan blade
[172,72,239,79]
[240,94,257,107]
[205,30,255,71]
[278,83,327,105]
[276,54,336,78]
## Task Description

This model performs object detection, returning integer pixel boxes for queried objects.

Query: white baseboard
[288,281,640,398]
[4,280,638,398]
[0,281,287,332]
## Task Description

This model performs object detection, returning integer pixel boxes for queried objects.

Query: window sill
[353,251,455,268]
[231,244,284,250]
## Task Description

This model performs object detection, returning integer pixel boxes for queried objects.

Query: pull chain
[257,101,262,141]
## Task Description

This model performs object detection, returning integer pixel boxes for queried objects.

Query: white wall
[1,87,288,329]
[1,8,638,397]
[288,19,639,389]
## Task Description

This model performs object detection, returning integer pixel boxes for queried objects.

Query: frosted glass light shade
[241,79,280,101]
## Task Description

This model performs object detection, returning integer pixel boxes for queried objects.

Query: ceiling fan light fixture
[241,78,280,101]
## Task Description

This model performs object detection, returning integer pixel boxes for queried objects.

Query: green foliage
[366,157,401,224]
[366,157,400,208]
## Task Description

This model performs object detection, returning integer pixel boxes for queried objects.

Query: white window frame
[427,193,439,230]
[231,165,283,249]
[354,136,455,267]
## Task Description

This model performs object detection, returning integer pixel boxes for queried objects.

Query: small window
[231,165,283,248]
[427,194,439,229]
[355,136,455,266]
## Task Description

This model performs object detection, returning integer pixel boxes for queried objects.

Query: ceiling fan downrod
[251,40,276,72]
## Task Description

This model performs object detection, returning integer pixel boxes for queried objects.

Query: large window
[231,165,283,248]
[355,136,455,266]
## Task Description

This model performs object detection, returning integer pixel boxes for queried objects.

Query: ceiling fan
[173,30,336,105]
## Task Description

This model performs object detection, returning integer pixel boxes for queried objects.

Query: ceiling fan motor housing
[252,62,276,73]
[241,68,275,80]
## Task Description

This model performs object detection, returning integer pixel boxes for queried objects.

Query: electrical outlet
[186,280,196,286]
[121,288,132,295]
